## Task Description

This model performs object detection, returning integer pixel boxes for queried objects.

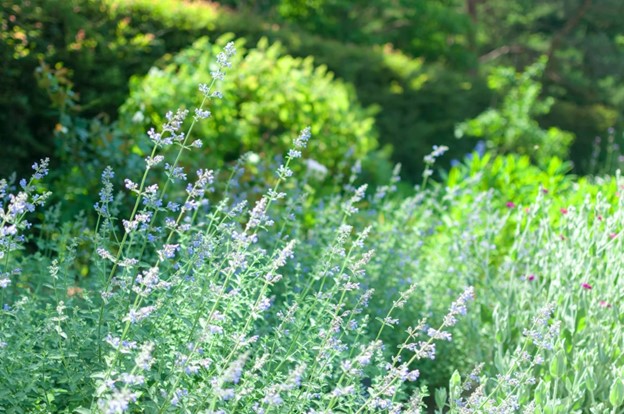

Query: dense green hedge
[0,0,174,175]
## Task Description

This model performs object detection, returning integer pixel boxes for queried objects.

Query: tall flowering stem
[352,286,475,414]
[127,76,221,274]
[158,127,311,413]
[0,159,50,305]
[94,42,236,402]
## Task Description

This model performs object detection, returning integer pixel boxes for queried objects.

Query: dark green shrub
[109,0,488,180]
[0,0,172,176]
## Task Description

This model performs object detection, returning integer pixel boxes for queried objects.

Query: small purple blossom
[98,389,138,414]
[31,158,50,180]
[194,108,211,120]
[158,244,180,261]
[124,306,157,324]
[443,286,475,327]
[135,342,155,370]
[293,127,311,149]
[427,328,452,341]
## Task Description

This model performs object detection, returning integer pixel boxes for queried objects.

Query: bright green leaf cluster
[456,58,575,165]
[119,35,380,176]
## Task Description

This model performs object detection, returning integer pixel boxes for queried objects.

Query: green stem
[96,144,159,361]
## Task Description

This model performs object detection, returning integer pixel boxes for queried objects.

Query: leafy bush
[119,35,379,177]
[444,151,620,220]
[445,152,575,207]
[466,178,624,412]
[439,151,619,268]
[105,0,491,180]
[359,156,624,411]
[456,58,575,165]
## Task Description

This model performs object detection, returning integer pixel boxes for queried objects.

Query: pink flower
[527,274,536,282]
[610,233,618,239]
[506,201,516,209]
[560,208,568,215]
[581,283,592,290]
[599,300,612,308]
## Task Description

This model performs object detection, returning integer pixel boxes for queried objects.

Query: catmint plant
[0,159,51,294]
[7,34,623,414]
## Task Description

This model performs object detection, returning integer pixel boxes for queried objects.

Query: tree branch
[478,44,525,63]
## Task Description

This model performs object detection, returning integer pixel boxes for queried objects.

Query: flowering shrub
[1,40,623,414]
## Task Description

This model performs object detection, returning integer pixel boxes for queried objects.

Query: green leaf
[534,381,548,406]
[609,378,624,408]
[575,308,587,334]
[584,372,596,392]
[563,329,574,354]
[434,387,447,410]
[480,303,493,324]
[550,350,566,379]
[449,370,462,403]
[450,370,461,389]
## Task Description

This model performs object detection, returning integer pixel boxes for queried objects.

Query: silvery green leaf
[434,387,447,411]
[550,350,566,379]
[609,378,624,408]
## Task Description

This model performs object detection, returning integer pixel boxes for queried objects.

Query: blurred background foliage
[2,0,624,181]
